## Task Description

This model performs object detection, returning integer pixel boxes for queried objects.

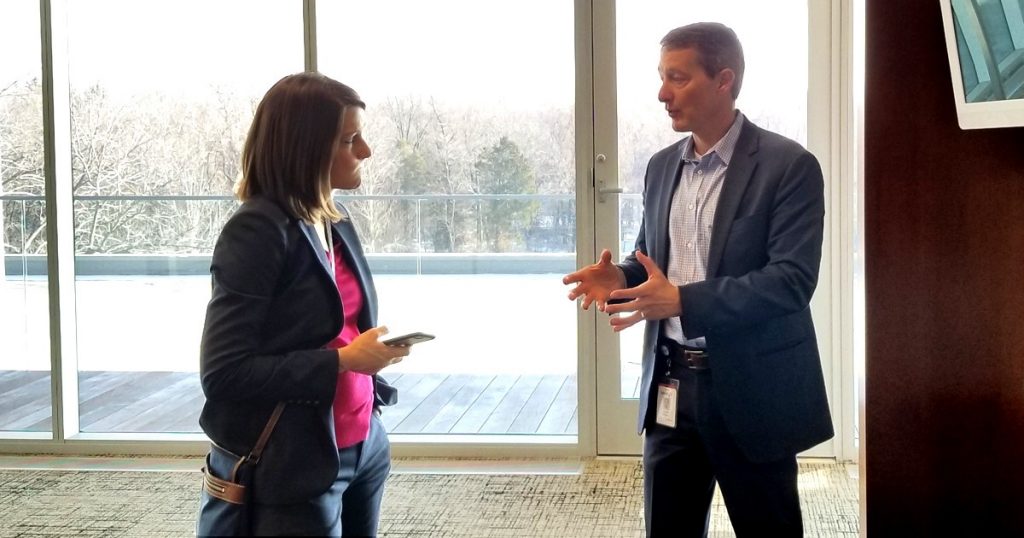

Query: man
[563,22,833,537]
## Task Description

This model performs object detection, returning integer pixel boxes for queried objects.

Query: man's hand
[562,249,627,311]
[604,251,682,332]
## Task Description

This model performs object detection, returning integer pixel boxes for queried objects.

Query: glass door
[64,0,301,437]
[317,1,580,445]
[1,1,51,438]
[592,0,824,455]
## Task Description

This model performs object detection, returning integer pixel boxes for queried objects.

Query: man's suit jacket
[198,196,396,504]
[623,117,834,463]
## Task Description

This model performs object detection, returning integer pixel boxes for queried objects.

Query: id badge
[655,377,679,428]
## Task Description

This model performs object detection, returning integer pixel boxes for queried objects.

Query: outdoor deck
[0,370,641,436]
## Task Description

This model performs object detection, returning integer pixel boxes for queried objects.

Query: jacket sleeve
[199,209,338,404]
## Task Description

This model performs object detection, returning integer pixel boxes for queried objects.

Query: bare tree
[344,106,403,253]
[1,78,46,255]
[3,80,585,259]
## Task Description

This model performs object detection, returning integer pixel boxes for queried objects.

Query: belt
[657,339,710,370]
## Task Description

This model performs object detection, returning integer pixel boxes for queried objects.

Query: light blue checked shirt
[662,111,746,347]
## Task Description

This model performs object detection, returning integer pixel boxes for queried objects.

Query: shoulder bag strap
[227,402,287,482]
[247,402,286,465]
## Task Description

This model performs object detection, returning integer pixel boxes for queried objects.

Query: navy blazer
[199,196,396,504]
[624,117,834,463]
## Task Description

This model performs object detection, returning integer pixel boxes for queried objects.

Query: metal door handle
[594,155,620,202]
[597,181,623,203]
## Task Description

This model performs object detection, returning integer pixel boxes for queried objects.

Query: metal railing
[2,192,643,275]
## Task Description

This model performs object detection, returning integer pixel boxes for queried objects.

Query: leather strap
[246,402,286,466]
[203,466,246,504]
[224,402,286,482]
[203,402,287,505]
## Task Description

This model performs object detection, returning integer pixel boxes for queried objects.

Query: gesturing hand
[562,248,627,311]
[337,326,410,375]
[604,251,682,332]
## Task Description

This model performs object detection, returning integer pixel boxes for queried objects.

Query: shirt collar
[680,111,745,166]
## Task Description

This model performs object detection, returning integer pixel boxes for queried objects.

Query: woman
[196,72,410,536]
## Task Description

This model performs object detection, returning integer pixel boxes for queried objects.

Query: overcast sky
[2,1,805,115]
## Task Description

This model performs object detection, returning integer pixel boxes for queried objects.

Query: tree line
[2,78,694,257]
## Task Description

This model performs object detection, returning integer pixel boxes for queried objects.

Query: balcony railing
[2,192,644,275]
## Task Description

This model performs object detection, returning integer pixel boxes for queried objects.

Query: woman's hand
[337,326,410,375]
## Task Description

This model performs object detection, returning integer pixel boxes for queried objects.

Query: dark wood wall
[865,0,1024,534]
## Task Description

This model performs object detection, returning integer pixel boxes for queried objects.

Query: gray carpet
[0,459,858,537]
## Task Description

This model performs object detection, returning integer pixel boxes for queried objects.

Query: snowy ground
[1,273,643,378]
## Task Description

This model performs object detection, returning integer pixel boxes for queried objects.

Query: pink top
[325,247,374,449]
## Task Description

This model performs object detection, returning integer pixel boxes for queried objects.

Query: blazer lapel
[298,220,335,281]
[331,214,378,327]
[706,120,759,278]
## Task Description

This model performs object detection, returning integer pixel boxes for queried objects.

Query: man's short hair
[661,22,745,99]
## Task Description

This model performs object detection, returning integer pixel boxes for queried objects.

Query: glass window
[0,1,51,434]
[318,0,579,437]
[65,0,302,434]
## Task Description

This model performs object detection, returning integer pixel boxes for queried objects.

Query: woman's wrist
[336,348,348,371]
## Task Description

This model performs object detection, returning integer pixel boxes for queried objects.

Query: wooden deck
[0,370,635,436]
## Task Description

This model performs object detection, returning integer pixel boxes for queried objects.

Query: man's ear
[717,68,736,95]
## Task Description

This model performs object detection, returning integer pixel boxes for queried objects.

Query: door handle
[594,154,622,203]
[597,181,623,203]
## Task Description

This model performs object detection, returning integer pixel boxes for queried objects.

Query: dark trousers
[643,365,802,538]
[247,413,391,536]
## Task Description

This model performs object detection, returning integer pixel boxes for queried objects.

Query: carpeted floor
[0,459,858,537]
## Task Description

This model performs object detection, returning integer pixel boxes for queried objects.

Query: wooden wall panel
[865,0,1024,534]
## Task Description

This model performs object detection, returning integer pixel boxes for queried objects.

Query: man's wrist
[615,265,627,289]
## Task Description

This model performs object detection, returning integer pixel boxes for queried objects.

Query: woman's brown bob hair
[236,72,365,223]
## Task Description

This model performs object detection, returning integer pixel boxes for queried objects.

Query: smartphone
[382,332,435,347]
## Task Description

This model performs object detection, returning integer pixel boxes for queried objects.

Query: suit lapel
[706,120,759,278]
